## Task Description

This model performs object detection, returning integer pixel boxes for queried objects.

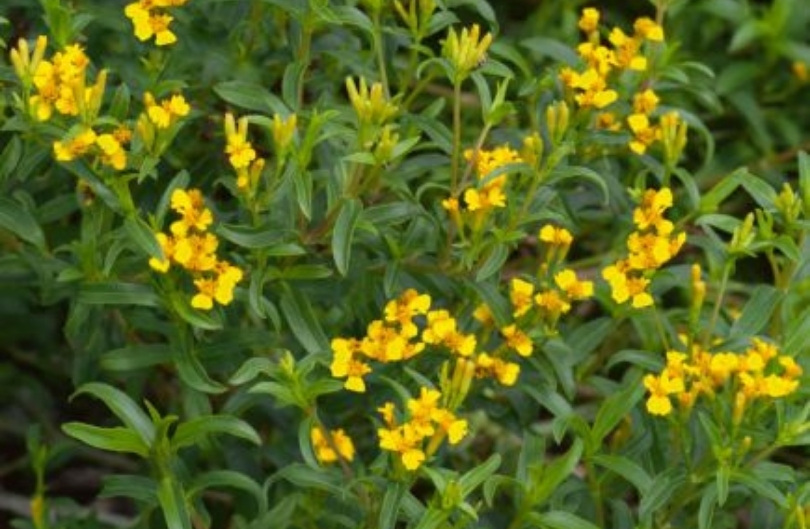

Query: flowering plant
[2,1,810,528]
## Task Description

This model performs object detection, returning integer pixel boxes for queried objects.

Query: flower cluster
[330,289,431,392]
[442,145,524,233]
[503,225,594,333]
[377,387,468,470]
[25,40,92,122]
[125,0,189,46]
[149,188,243,310]
[644,339,803,418]
[602,188,685,308]
[560,8,688,158]
[53,126,130,171]
[310,427,355,465]
[223,113,262,193]
[561,8,663,111]
[442,24,493,82]
[136,92,190,154]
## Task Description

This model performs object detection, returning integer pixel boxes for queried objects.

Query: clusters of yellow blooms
[27,41,92,121]
[310,427,355,465]
[329,286,557,470]
[148,188,243,310]
[560,8,687,158]
[644,338,803,418]
[8,38,132,171]
[442,145,525,234]
[602,188,685,308]
[561,8,663,111]
[500,225,593,335]
[377,387,468,470]
[53,126,130,171]
[224,113,260,192]
[331,288,535,393]
[125,0,189,46]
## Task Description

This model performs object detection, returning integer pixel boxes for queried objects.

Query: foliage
[1,0,810,528]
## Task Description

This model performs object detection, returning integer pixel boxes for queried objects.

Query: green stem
[702,261,732,348]
[296,15,314,109]
[372,10,390,98]
[652,305,671,350]
[450,79,462,194]
[584,458,605,528]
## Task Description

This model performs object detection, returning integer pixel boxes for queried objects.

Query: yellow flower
[510,278,535,318]
[311,427,355,464]
[96,133,127,170]
[633,89,659,115]
[627,113,658,154]
[538,225,573,246]
[634,17,664,42]
[442,24,493,80]
[148,232,173,272]
[578,8,600,34]
[554,268,593,300]
[501,325,533,357]
[534,290,571,315]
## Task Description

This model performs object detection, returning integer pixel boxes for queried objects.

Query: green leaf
[730,469,787,507]
[175,345,226,394]
[332,198,362,276]
[249,381,301,408]
[639,470,684,522]
[531,438,583,506]
[78,282,160,307]
[0,135,22,182]
[698,484,718,529]
[412,507,450,529]
[228,357,276,385]
[172,415,261,451]
[169,292,223,331]
[124,216,163,260]
[699,168,743,213]
[590,376,644,447]
[188,471,267,516]
[269,463,349,497]
[280,287,330,355]
[379,482,406,529]
[591,454,652,492]
[475,243,508,281]
[526,511,600,529]
[716,463,730,506]
[521,37,578,65]
[100,475,158,504]
[157,476,192,529]
[0,196,46,250]
[459,454,501,497]
[737,169,777,209]
[214,80,289,115]
[62,423,149,457]
[729,285,782,338]
[217,223,293,250]
[100,344,171,371]
[546,165,609,205]
[71,383,155,446]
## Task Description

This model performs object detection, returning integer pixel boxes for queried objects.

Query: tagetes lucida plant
[3,2,810,529]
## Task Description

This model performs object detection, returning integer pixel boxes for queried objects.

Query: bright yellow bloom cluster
[644,339,803,417]
[223,113,265,192]
[511,267,593,332]
[144,92,190,129]
[442,145,522,216]
[53,127,130,171]
[377,387,468,470]
[602,188,685,308]
[331,289,430,392]
[135,92,190,154]
[311,427,355,465]
[125,0,189,46]
[560,9,662,111]
[346,77,398,127]
[27,42,90,122]
[148,188,243,310]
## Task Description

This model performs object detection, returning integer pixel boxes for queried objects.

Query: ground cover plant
[1,0,810,527]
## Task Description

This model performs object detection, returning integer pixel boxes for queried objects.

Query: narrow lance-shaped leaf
[71,383,155,446]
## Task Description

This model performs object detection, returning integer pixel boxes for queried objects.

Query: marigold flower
[578,8,600,34]
[509,278,535,318]
[311,427,355,464]
[501,325,533,357]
